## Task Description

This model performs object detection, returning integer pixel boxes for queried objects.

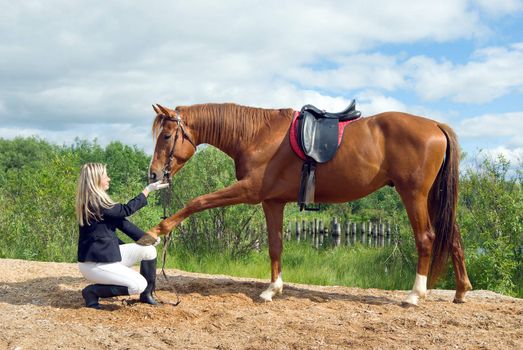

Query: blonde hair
[75,163,116,226]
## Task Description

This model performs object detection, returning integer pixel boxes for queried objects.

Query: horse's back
[344,111,446,152]
[363,111,442,136]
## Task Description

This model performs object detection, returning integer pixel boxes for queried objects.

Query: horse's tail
[427,123,460,286]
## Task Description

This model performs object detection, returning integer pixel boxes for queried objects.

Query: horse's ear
[152,104,161,114]
[156,104,172,117]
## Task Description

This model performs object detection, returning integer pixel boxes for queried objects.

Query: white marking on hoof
[260,289,274,302]
[403,292,420,306]
[259,273,283,302]
[402,273,427,306]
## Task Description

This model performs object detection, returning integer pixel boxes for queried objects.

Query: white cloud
[474,0,523,17]
[284,54,406,92]
[277,42,523,107]
[457,112,523,170]
[457,112,523,148]
[0,123,153,152]
[0,1,489,124]
[406,43,523,103]
[355,91,407,115]
[481,146,523,164]
[0,0,520,160]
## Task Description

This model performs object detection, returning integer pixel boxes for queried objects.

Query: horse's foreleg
[401,193,434,306]
[259,200,285,302]
[146,180,255,237]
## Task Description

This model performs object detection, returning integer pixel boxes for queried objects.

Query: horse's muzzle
[149,171,159,183]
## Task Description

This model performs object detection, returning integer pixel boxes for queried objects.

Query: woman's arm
[116,218,146,241]
[102,193,148,219]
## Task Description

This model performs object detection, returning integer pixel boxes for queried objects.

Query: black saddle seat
[301,99,361,121]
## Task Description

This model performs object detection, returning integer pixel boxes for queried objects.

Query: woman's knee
[128,275,148,295]
[142,245,157,261]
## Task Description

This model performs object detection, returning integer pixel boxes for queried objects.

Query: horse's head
[149,104,197,183]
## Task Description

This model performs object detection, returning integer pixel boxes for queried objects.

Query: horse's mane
[153,103,293,148]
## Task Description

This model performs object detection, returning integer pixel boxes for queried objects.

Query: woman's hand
[142,180,169,197]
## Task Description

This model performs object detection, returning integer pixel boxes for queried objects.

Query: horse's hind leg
[399,191,434,306]
[259,200,285,302]
[451,224,472,303]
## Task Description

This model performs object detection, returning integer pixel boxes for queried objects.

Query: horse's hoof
[454,286,471,304]
[259,290,274,302]
[137,233,157,246]
[401,301,418,308]
[402,292,421,307]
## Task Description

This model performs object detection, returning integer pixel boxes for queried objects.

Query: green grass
[163,241,417,291]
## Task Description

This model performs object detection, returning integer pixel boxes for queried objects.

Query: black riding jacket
[77,193,147,263]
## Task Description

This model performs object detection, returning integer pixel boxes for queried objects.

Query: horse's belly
[311,128,388,202]
[313,161,388,203]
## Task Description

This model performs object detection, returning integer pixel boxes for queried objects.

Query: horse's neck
[192,120,240,160]
[189,105,290,161]
[200,136,240,160]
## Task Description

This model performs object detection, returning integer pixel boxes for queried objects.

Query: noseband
[161,111,196,180]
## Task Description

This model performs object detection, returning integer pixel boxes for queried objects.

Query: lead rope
[157,180,181,306]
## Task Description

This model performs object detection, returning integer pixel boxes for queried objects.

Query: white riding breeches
[78,243,157,295]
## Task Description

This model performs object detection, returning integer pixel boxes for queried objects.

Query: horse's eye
[164,134,171,140]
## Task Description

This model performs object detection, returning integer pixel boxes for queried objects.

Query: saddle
[292,100,362,211]
[298,99,361,163]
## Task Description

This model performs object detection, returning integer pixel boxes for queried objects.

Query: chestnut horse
[145,103,472,306]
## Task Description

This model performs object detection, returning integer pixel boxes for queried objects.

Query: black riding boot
[81,284,129,309]
[139,258,157,305]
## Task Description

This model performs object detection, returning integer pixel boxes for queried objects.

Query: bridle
[154,109,196,308]
[160,110,197,181]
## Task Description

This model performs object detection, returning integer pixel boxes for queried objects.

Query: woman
[75,163,168,309]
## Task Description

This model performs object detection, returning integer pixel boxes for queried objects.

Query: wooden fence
[283,218,399,249]
[176,217,399,251]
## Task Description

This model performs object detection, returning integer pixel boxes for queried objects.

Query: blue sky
[1,0,522,165]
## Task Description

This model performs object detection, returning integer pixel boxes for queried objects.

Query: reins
[156,181,181,307]
[151,110,195,307]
